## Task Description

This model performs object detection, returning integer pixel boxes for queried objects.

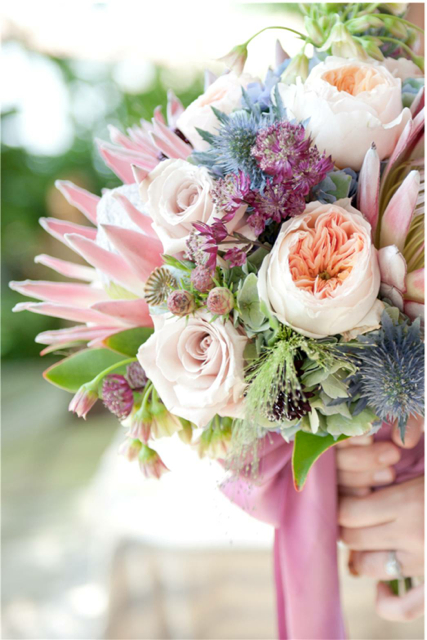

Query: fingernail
[348,560,359,577]
[373,468,394,483]
[378,447,400,465]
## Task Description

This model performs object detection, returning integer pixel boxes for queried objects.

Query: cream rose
[258,200,382,339]
[140,158,248,255]
[278,56,411,170]
[176,72,255,151]
[383,57,424,81]
[137,313,247,427]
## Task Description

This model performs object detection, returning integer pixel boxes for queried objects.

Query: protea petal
[65,233,145,296]
[91,299,153,327]
[111,192,156,237]
[55,180,99,225]
[97,142,136,184]
[382,109,425,187]
[378,245,407,292]
[131,164,149,185]
[127,125,159,157]
[13,302,126,325]
[204,69,217,90]
[167,90,184,128]
[36,325,120,346]
[99,224,163,280]
[405,267,425,303]
[357,143,380,234]
[275,39,290,66]
[9,280,108,306]
[411,86,424,117]
[379,283,404,310]
[39,217,97,245]
[404,300,424,322]
[380,170,420,251]
[108,124,142,152]
[151,120,192,159]
[34,254,96,281]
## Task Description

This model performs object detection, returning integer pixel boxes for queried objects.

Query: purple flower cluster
[192,120,334,268]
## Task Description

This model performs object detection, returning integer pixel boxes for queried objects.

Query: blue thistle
[342,312,424,441]
[192,86,285,189]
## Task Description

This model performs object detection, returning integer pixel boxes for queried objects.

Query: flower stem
[244,25,308,47]
[377,36,424,70]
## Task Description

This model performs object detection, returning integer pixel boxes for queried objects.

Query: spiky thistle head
[192,108,273,187]
[348,312,424,440]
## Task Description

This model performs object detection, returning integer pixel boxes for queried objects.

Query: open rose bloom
[258,200,382,338]
[10,4,424,485]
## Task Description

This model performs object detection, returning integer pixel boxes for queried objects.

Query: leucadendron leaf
[103,327,153,357]
[43,349,127,393]
[292,430,348,491]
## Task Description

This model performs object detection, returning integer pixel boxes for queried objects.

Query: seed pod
[207,287,234,315]
[167,290,196,316]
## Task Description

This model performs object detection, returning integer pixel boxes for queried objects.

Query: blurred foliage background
[1,48,204,360]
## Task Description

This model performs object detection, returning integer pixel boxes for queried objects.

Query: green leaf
[292,430,348,491]
[104,327,153,358]
[326,407,378,437]
[43,349,126,393]
[162,254,194,271]
[103,327,153,357]
[237,273,267,330]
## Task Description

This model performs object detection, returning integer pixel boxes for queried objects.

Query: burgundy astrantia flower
[192,219,229,270]
[251,120,334,195]
[223,246,248,267]
[102,374,134,420]
[247,178,306,232]
[211,170,252,218]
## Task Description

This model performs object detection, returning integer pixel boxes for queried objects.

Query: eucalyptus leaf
[326,407,378,437]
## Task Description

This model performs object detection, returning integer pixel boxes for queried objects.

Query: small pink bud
[69,384,98,419]
[190,266,214,292]
[129,405,152,443]
[217,43,248,75]
[167,290,196,316]
[126,362,147,390]
[138,445,169,479]
[207,287,234,315]
[102,374,134,420]
[118,438,142,462]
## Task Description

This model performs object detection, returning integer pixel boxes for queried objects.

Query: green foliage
[103,327,153,357]
[292,431,348,491]
[43,348,127,392]
[236,273,268,331]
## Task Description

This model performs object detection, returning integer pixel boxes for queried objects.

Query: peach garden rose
[258,199,382,339]
[278,56,411,170]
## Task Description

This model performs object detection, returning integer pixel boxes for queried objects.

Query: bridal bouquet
[11,3,424,492]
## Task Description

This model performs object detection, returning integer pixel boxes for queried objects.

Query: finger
[392,414,424,449]
[349,550,422,580]
[336,442,401,472]
[376,582,425,622]
[339,487,398,528]
[338,466,396,488]
[339,486,372,497]
[341,522,397,550]
[336,435,374,449]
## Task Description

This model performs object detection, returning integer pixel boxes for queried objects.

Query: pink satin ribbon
[221,426,424,640]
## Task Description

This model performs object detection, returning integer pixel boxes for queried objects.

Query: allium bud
[207,287,234,315]
[138,445,169,479]
[178,418,193,444]
[126,362,148,390]
[118,438,142,462]
[129,404,152,443]
[360,37,385,61]
[69,383,98,419]
[217,43,248,76]
[102,374,134,420]
[191,266,214,292]
[281,53,310,85]
[167,290,196,316]
[320,23,368,60]
[304,16,324,46]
